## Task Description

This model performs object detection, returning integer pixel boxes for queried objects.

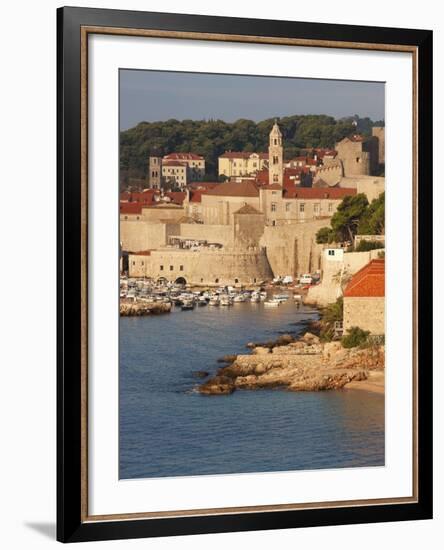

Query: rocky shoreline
[120,301,171,316]
[198,332,384,395]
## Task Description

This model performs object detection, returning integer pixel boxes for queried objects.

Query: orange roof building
[343,259,385,335]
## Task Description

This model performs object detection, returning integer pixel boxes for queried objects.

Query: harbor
[119,275,310,315]
[119,296,384,479]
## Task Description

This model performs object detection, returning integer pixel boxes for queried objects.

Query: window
[328,203,333,213]
[132,261,135,266]
[272,220,276,226]
[273,155,279,165]
[300,203,305,213]
[215,278,219,283]
[136,216,140,220]
[124,216,128,220]
[180,265,184,271]
[170,265,174,271]
[253,278,257,283]
[200,278,204,283]
[274,138,277,145]
[328,250,335,256]
[141,261,144,266]
[285,203,290,212]
[234,278,239,283]
[314,203,320,213]
[160,265,164,271]
[271,202,277,212]
[273,174,278,183]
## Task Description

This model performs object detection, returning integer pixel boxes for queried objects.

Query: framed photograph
[57,6,433,543]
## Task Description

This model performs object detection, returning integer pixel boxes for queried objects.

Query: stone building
[163,153,205,180]
[162,160,189,188]
[218,151,268,178]
[268,120,284,185]
[335,134,379,176]
[343,259,385,335]
[371,126,385,169]
[148,156,162,188]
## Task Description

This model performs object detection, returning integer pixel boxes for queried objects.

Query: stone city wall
[128,248,273,286]
[260,219,326,278]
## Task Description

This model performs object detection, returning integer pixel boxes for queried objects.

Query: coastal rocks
[217,354,238,363]
[301,332,320,345]
[252,346,270,355]
[288,369,368,391]
[120,301,171,316]
[197,336,385,395]
[198,375,235,395]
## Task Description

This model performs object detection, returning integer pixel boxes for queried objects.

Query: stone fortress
[121,122,385,287]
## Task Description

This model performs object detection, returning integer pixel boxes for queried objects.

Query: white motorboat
[264,299,280,307]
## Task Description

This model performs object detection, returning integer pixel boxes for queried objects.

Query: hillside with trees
[120,115,384,187]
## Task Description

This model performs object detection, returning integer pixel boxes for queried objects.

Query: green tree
[316,226,337,244]
[357,192,385,235]
[330,194,369,242]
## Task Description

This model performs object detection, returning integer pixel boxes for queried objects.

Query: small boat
[198,296,207,306]
[233,294,247,303]
[208,297,219,306]
[274,294,290,303]
[219,296,232,306]
[293,294,302,301]
[259,292,267,301]
[181,299,195,311]
[264,299,280,308]
[250,292,260,303]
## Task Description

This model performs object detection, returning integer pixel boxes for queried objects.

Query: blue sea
[119,299,384,479]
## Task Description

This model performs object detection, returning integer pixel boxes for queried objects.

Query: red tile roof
[120,203,143,214]
[188,182,219,190]
[189,189,207,203]
[219,151,268,160]
[205,179,259,198]
[344,259,385,298]
[162,160,188,167]
[283,187,357,200]
[165,192,186,205]
[133,250,152,256]
[163,153,204,160]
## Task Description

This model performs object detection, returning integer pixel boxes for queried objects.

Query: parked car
[299,274,313,284]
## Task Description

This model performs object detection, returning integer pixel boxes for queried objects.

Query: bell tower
[268,120,283,186]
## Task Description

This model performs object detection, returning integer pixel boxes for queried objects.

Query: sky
[119,69,385,131]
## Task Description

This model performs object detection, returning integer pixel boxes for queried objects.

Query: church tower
[268,120,283,186]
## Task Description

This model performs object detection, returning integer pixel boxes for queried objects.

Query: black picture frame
[57,6,433,543]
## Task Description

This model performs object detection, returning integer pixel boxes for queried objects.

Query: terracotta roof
[233,204,262,215]
[120,203,143,214]
[283,187,357,199]
[163,153,204,160]
[165,192,186,205]
[344,259,385,298]
[219,151,269,160]
[133,250,151,256]
[162,160,188,167]
[189,189,207,203]
[205,179,259,198]
[261,184,283,190]
[187,182,219,190]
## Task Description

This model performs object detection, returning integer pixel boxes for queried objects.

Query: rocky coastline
[120,301,171,316]
[198,332,384,395]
